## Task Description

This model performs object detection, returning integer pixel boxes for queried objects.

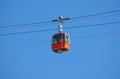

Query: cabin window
[52,38,57,44]
[65,35,70,42]
[52,33,65,44]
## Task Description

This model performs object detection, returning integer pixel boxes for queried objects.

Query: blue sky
[0,0,120,79]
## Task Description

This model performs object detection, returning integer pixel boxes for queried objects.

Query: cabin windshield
[52,33,64,44]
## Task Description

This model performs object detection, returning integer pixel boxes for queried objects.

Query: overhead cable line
[70,10,120,20]
[0,21,52,29]
[0,32,120,47]
[0,21,120,37]
[0,10,120,29]
[63,21,120,29]
[0,28,57,36]
[0,40,49,47]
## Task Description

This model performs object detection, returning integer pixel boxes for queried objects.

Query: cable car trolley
[51,16,70,53]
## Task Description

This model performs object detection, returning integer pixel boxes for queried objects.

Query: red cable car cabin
[52,32,70,53]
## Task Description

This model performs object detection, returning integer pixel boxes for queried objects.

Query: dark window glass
[52,33,65,44]
[52,38,57,44]
[65,35,70,42]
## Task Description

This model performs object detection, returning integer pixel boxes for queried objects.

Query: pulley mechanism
[52,16,70,33]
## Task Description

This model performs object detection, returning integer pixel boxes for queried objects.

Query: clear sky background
[0,0,120,79]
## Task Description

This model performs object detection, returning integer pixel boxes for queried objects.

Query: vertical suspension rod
[58,17,63,32]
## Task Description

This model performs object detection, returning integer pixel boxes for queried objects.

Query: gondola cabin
[52,32,70,53]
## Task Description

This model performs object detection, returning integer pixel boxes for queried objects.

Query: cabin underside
[52,48,69,53]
